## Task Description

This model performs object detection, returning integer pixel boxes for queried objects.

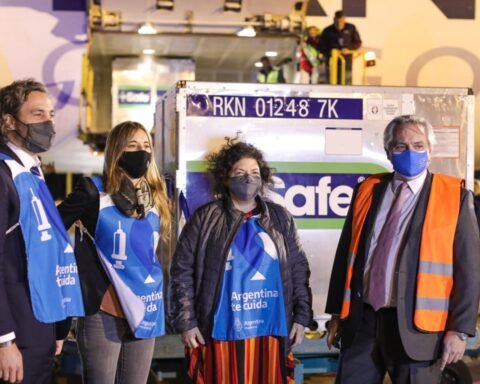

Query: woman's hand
[289,322,305,349]
[181,327,205,349]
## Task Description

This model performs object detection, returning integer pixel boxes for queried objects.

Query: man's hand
[181,327,205,349]
[326,316,341,350]
[0,343,23,383]
[55,340,65,356]
[289,323,305,349]
[440,331,467,370]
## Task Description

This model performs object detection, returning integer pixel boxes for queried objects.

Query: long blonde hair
[103,121,171,242]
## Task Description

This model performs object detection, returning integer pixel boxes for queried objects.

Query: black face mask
[118,150,150,179]
[229,174,262,201]
[13,118,56,153]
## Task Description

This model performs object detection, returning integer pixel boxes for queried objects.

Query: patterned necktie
[30,165,42,177]
[367,181,409,311]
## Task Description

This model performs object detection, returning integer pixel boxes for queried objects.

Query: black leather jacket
[169,196,313,339]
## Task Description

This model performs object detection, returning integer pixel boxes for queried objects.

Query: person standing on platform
[325,115,480,383]
[169,140,313,383]
[0,79,84,384]
[257,56,286,84]
[58,121,171,384]
[319,10,362,85]
[299,26,322,84]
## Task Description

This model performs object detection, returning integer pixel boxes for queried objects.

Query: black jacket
[326,173,480,361]
[169,196,313,339]
[57,176,108,315]
[0,144,70,347]
[319,23,362,57]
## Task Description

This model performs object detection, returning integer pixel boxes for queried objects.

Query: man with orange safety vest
[325,115,480,383]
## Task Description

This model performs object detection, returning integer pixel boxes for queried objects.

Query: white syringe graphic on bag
[112,221,127,269]
[30,188,52,242]
[143,231,160,284]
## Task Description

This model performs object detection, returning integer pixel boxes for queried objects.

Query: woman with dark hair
[169,140,313,383]
[58,121,171,383]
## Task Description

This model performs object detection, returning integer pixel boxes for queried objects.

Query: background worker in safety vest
[319,10,362,85]
[257,56,285,84]
[325,115,480,383]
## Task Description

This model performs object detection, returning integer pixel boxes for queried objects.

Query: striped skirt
[186,336,295,384]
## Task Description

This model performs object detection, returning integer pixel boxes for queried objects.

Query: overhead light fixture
[143,48,155,55]
[254,61,263,68]
[225,0,242,12]
[138,22,157,34]
[156,0,174,10]
[265,51,277,57]
[237,26,256,37]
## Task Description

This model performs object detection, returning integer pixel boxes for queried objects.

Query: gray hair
[383,115,436,151]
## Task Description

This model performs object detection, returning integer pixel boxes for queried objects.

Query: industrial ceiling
[88,0,305,80]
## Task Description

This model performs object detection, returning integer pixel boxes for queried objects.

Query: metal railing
[328,48,368,85]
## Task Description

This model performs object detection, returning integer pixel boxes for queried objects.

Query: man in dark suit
[0,79,71,383]
[326,115,480,383]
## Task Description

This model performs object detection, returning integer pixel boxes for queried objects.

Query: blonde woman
[58,121,171,384]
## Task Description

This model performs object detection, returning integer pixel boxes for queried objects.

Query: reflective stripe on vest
[414,174,461,331]
[340,174,384,319]
[341,173,461,332]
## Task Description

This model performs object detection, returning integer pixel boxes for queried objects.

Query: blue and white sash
[212,216,288,340]
[90,177,165,339]
[0,154,84,322]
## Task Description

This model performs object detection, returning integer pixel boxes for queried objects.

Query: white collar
[392,169,427,195]
[6,142,41,170]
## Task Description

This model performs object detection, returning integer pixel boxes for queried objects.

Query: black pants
[335,305,442,384]
[0,342,55,384]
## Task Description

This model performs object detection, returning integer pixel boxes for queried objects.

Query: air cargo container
[152,81,475,374]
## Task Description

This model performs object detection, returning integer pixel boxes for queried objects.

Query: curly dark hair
[0,78,47,144]
[206,139,273,197]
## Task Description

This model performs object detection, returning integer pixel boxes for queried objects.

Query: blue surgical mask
[391,150,428,178]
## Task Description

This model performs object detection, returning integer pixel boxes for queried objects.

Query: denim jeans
[76,311,155,384]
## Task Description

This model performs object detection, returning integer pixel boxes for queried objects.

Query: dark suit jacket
[326,172,480,361]
[0,144,69,349]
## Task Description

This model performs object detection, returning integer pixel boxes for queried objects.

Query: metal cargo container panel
[155,81,474,316]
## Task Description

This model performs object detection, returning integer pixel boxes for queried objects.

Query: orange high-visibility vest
[340,173,462,332]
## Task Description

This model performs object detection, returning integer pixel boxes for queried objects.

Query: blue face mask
[391,150,428,178]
